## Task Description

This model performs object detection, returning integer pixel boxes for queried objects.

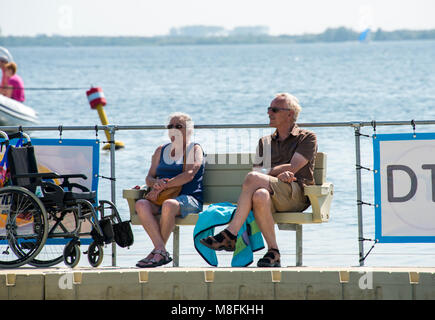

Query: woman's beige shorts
[268,177,309,213]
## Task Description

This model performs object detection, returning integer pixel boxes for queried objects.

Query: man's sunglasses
[167,124,184,129]
[268,107,290,113]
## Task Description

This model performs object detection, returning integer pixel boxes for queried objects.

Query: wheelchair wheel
[0,186,48,269]
[63,240,81,268]
[87,241,104,267]
[29,210,80,267]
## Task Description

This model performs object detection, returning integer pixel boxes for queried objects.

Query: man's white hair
[275,93,302,121]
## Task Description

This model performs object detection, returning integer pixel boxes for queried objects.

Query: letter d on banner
[387,165,417,202]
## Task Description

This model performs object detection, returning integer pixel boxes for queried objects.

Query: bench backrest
[203,152,327,204]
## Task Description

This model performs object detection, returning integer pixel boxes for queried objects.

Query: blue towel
[193,202,264,267]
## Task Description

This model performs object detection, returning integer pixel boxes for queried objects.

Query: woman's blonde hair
[168,112,194,138]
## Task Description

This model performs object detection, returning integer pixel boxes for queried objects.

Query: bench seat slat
[203,171,250,186]
[173,211,318,226]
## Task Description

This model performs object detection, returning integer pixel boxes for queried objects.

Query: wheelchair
[0,131,128,268]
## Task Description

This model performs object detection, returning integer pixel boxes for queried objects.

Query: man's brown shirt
[256,125,318,189]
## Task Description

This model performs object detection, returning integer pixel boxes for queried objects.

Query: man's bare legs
[226,171,278,249]
[250,188,278,250]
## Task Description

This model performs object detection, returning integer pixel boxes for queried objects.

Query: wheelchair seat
[64,191,96,201]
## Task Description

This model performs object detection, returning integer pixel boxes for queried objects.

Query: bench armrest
[122,189,146,225]
[304,183,334,223]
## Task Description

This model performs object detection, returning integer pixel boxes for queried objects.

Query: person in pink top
[0,62,25,102]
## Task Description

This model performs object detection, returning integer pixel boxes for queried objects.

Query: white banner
[373,133,435,243]
[33,142,98,192]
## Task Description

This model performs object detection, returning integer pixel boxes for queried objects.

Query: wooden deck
[1,266,434,300]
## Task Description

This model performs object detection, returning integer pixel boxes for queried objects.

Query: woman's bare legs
[135,198,180,265]
[159,199,181,244]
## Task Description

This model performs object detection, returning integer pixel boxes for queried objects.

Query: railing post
[354,124,365,266]
[109,125,117,267]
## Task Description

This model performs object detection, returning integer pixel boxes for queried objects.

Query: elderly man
[200,93,317,267]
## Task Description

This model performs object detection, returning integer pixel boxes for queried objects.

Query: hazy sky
[1,0,435,36]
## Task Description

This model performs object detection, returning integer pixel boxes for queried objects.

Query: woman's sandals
[200,229,237,251]
[257,248,281,267]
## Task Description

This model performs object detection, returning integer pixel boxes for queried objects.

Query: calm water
[7,40,435,268]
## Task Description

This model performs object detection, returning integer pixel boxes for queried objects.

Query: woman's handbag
[146,185,182,206]
[145,151,186,206]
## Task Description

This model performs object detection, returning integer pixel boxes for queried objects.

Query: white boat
[0,95,38,126]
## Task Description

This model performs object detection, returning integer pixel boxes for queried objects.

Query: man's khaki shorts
[268,177,309,213]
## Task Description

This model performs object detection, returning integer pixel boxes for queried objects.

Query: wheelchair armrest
[57,174,89,192]
[57,174,88,180]
[12,172,60,179]
[12,172,87,180]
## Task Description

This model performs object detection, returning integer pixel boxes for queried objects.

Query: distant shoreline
[1,27,435,47]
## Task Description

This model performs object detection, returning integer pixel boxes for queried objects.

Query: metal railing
[2,119,435,267]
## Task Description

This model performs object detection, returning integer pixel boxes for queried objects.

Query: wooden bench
[123,152,333,266]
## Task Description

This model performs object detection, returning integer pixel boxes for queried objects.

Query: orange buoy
[86,87,124,150]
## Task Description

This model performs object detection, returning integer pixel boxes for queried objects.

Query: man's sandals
[201,231,281,267]
[136,249,173,268]
[200,229,237,251]
[257,248,281,267]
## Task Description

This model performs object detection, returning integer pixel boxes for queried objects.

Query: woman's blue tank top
[155,142,204,204]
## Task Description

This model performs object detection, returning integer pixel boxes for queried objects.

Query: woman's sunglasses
[167,124,184,129]
[268,107,290,113]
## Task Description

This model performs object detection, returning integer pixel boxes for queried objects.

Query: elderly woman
[135,112,205,268]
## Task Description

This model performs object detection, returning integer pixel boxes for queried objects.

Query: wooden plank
[205,153,254,166]
[272,212,315,224]
[204,164,252,170]
[204,186,242,204]
[175,211,318,226]
[314,152,326,169]
[203,170,250,186]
